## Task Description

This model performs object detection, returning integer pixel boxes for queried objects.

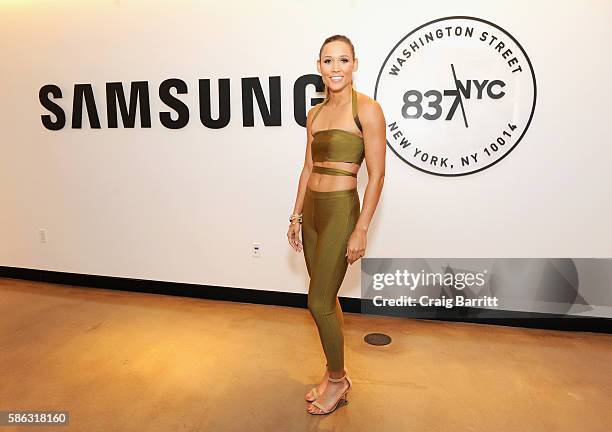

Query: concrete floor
[1,277,611,432]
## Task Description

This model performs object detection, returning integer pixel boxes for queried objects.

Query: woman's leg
[306,189,360,373]
[301,188,317,279]
[302,187,330,401]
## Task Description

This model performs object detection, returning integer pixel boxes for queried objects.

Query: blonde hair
[319,35,356,103]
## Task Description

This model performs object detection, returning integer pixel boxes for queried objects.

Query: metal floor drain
[364,332,392,346]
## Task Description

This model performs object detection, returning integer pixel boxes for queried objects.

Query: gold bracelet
[289,213,303,222]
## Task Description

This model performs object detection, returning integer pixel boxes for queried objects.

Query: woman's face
[317,40,358,91]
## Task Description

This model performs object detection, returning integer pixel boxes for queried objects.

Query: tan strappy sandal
[305,365,329,402]
[307,373,352,415]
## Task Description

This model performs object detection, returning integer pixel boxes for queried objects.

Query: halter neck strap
[311,86,362,132]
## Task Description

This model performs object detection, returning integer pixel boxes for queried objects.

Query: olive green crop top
[310,88,364,178]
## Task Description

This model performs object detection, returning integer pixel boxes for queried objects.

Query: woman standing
[287,35,386,415]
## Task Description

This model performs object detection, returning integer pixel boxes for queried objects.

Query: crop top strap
[311,96,328,127]
[352,88,363,132]
[312,165,357,178]
[312,89,362,132]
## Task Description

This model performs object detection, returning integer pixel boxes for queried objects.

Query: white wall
[1,0,611,301]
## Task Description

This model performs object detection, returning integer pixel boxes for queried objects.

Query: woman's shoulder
[354,91,383,124]
[309,100,325,113]
[307,100,326,123]
[354,91,385,131]
[354,90,380,111]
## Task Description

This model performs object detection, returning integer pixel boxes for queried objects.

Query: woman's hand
[287,223,302,252]
[346,229,367,265]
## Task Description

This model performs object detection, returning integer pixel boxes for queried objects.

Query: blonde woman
[287,34,386,415]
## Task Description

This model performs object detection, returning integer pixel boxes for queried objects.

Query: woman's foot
[305,368,329,402]
[307,373,351,415]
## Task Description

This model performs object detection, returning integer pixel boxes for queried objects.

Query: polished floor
[1,277,611,432]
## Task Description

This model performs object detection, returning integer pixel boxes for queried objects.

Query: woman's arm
[346,98,386,264]
[287,105,317,252]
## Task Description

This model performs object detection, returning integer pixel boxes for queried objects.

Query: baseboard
[1,266,610,334]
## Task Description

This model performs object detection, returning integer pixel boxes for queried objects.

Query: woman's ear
[353,57,358,72]
[316,59,321,74]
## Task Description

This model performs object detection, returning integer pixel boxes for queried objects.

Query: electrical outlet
[39,229,47,243]
[252,243,262,257]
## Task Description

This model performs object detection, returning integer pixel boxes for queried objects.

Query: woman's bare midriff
[307,161,360,192]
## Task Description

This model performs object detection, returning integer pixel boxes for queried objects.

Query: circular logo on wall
[375,16,537,176]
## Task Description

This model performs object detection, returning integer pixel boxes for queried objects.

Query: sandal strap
[311,400,326,411]
[309,384,350,414]
[328,375,346,383]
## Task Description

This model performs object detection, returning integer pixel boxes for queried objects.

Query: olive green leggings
[302,186,360,372]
